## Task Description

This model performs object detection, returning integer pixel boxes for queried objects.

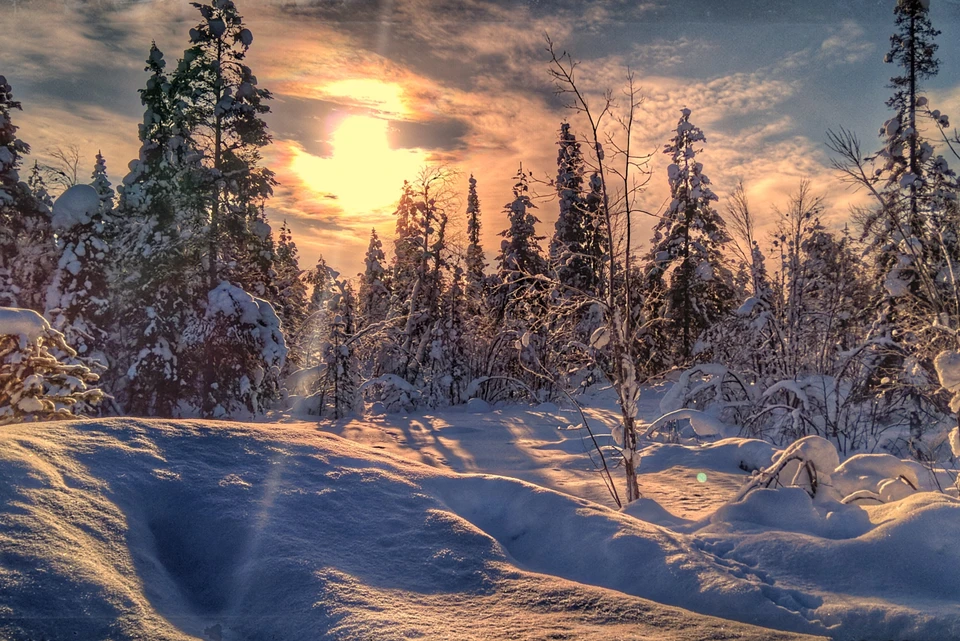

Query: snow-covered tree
[549,122,606,298]
[117,44,205,417]
[45,185,112,368]
[183,282,286,417]
[273,221,308,368]
[642,109,734,368]
[0,76,54,312]
[90,151,115,214]
[464,174,487,307]
[496,165,546,313]
[828,0,958,445]
[173,0,277,293]
[357,227,390,330]
[0,307,103,424]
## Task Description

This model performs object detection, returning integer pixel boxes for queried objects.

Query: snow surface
[2,387,960,640]
[0,418,815,641]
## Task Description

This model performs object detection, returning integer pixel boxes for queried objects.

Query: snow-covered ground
[1,386,959,640]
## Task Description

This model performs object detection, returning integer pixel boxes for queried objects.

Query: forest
[4,0,960,492]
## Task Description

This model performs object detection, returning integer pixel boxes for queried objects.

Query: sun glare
[291,114,426,215]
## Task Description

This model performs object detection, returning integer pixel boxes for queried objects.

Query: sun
[290,114,426,215]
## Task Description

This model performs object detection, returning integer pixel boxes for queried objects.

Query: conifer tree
[550,122,602,295]
[643,109,733,367]
[273,221,308,368]
[496,165,546,310]
[1,307,103,424]
[828,0,958,434]
[357,227,390,329]
[464,174,486,306]
[117,44,204,417]
[174,0,277,293]
[90,151,115,214]
[0,77,54,311]
[45,185,112,369]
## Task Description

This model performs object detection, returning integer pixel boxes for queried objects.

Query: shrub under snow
[0,307,103,423]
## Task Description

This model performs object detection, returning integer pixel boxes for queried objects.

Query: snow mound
[0,306,51,343]
[51,184,99,230]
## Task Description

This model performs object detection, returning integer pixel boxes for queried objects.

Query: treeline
[2,0,960,462]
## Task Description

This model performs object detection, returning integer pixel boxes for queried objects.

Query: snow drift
[0,418,813,641]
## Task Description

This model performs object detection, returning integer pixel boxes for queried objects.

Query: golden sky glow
[290,114,427,216]
[321,79,409,118]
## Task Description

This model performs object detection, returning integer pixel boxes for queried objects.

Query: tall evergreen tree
[273,221,308,369]
[357,227,390,329]
[643,109,733,367]
[549,122,605,296]
[45,185,112,369]
[117,44,204,417]
[174,0,277,293]
[464,174,486,305]
[90,151,115,214]
[496,165,546,307]
[0,77,54,311]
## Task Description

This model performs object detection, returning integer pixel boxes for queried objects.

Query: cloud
[819,21,876,66]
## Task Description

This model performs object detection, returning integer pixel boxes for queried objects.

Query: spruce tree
[273,221,308,369]
[174,0,277,293]
[45,185,112,369]
[496,165,546,306]
[464,174,487,306]
[90,151,115,214]
[117,44,204,417]
[643,109,733,367]
[0,77,54,311]
[357,227,390,329]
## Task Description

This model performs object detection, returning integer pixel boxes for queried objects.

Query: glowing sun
[291,114,426,215]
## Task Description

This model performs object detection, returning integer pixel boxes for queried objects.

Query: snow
[935,350,960,411]
[0,306,51,343]
[0,418,815,641]
[3,389,960,640]
[50,184,100,230]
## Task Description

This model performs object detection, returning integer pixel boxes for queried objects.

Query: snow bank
[0,419,810,641]
[51,184,100,230]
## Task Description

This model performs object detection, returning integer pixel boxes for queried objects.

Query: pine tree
[849,0,958,435]
[0,307,103,424]
[28,161,53,211]
[464,174,487,306]
[45,185,112,369]
[357,227,390,329]
[321,277,361,418]
[273,221,308,369]
[550,122,603,295]
[496,165,546,310]
[643,109,734,367]
[90,151,115,214]
[174,0,277,293]
[0,77,54,311]
[184,282,286,417]
[117,44,205,417]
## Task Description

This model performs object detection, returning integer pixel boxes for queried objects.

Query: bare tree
[41,144,83,194]
[545,37,656,503]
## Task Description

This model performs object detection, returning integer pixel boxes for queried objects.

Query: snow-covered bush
[0,307,103,423]
[185,282,286,417]
[734,435,927,506]
[360,374,419,414]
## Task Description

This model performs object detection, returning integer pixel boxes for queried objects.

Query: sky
[3,0,960,279]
